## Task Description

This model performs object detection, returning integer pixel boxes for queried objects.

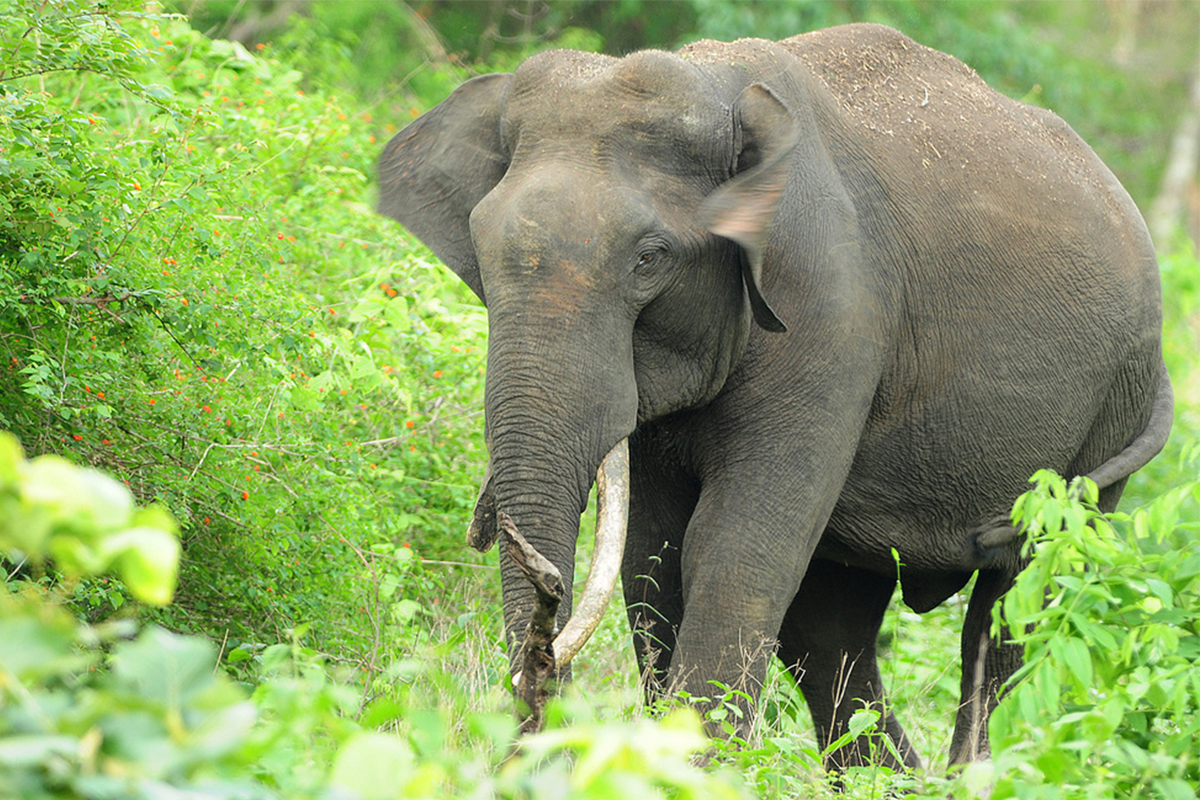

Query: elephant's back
[776,23,1158,338]
[770,26,1164,561]
[777,24,1127,217]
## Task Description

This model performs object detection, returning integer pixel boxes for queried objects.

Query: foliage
[0,433,179,605]
[989,467,1200,800]
[177,0,1198,217]
[0,0,491,662]
[0,431,268,798]
[1,428,750,798]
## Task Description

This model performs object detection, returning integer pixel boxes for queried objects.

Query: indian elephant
[377,23,1172,769]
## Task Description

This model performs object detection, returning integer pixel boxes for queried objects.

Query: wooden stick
[498,512,563,735]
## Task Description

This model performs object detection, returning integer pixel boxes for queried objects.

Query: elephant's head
[378,49,798,678]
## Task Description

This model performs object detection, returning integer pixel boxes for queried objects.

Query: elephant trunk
[481,314,637,680]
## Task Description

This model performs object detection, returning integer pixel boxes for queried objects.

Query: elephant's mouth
[466,439,630,671]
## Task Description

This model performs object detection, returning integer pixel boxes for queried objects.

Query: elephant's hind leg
[947,566,1022,765]
[777,560,921,772]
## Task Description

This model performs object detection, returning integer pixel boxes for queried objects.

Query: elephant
[378,23,1172,770]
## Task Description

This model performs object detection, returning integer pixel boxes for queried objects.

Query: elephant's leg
[621,433,698,702]
[777,559,921,772]
[949,478,1122,765]
[948,567,1022,765]
[665,501,817,739]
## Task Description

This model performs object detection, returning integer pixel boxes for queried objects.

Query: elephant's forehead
[503,49,730,161]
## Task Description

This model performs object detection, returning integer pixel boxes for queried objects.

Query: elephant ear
[700,83,799,333]
[378,73,512,304]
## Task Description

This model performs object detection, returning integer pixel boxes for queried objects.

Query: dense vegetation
[2,1,1197,798]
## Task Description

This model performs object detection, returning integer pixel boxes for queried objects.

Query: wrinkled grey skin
[379,24,1172,770]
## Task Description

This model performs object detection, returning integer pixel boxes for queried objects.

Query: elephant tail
[1085,362,1174,490]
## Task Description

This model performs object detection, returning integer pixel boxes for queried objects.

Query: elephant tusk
[551,437,630,669]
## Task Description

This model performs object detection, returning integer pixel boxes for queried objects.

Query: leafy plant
[988,464,1200,800]
[0,0,491,664]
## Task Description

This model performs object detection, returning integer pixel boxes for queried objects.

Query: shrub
[987,464,1200,800]
[0,0,490,664]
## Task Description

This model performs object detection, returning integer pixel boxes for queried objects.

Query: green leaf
[0,614,82,682]
[0,432,23,485]
[382,296,410,331]
[329,732,413,800]
[348,297,384,323]
[1056,637,1093,689]
[1154,779,1198,800]
[23,456,134,534]
[111,627,218,708]
[0,735,80,768]
[100,526,180,606]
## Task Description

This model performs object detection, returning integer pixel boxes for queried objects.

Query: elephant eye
[636,248,664,269]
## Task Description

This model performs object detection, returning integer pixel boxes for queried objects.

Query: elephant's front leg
[665,481,823,739]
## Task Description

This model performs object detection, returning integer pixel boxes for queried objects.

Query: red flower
[242,490,249,500]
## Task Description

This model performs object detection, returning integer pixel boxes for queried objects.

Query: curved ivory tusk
[550,437,630,669]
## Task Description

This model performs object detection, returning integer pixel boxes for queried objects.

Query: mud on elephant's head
[378,48,799,672]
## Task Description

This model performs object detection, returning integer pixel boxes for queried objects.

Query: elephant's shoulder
[777,24,977,83]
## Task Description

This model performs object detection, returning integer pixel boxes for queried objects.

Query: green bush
[1,427,753,798]
[988,466,1200,800]
[0,0,491,662]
